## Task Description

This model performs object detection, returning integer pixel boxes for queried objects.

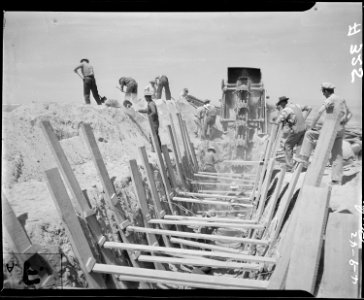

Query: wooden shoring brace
[168,114,183,164]
[176,113,194,172]
[91,263,269,289]
[2,193,55,288]
[176,191,250,201]
[190,180,255,189]
[147,116,175,215]
[103,242,275,263]
[167,125,186,189]
[163,215,258,224]
[170,237,251,254]
[44,168,109,289]
[269,108,342,291]
[182,119,199,171]
[137,255,262,271]
[148,219,264,230]
[172,197,253,208]
[192,173,256,182]
[197,171,248,178]
[40,121,140,272]
[270,163,303,244]
[222,160,263,165]
[128,159,166,271]
[138,147,172,245]
[160,145,178,190]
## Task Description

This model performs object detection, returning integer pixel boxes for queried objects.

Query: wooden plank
[167,125,185,188]
[169,114,183,163]
[80,123,116,205]
[42,122,140,275]
[170,237,251,254]
[222,160,263,165]
[318,213,359,298]
[265,168,286,226]
[255,158,275,219]
[177,191,250,200]
[41,120,86,213]
[138,255,262,270]
[173,197,253,208]
[163,215,258,224]
[161,145,178,189]
[44,168,107,288]
[148,219,264,229]
[183,119,199,169]
[190,180,254,188]
[270,163,303,242]
[125,227,269,246]
[2,194,34,256]
[285,185,331,293]
[147,116,174,214]
[92,263,269,289]
[128,160,166,271]
[104,242,276,263]
[303,109,342,187]
[198,171,248,178]
[193,173,255,182]
[176,113,193,168]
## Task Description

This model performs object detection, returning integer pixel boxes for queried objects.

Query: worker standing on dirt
[202,101,218,140]
[145,80,157,99]
[138,90,162,150]
[275,96,312,171]
[118,76,138,103]
[155,75,172,100]
[73,59,106,105]
[296,82,352,185]
[194,100,209,138]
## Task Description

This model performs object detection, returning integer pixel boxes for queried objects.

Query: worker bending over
[296,82,352,185]
[203,101,218,140]
[275,96,312,171]
[155,75,172,100]
[119,77,138,104]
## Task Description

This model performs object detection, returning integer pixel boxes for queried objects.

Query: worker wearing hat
[118,76,138,103]
[275,96,312,171]
[193,100,211,138]
[74,59,105,105]
[202,101,218,140]
[297,82,352,184]
[144,80,157,99]
[138,90,161,150]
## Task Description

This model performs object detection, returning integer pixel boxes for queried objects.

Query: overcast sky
[3,3,362,109]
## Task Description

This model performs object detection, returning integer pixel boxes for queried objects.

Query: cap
[276,96,289,106]
[321,82,335,90]
[80,58,89,63]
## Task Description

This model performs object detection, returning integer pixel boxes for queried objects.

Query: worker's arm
[309,104,326,129]
[138,108,148,114]
[73,64,84,79]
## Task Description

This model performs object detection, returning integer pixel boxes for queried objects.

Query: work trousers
[83,76,101,105]
[156,76,171,100]
[284,130,305,168]
[203,116,216,139]
[300,128,344,183]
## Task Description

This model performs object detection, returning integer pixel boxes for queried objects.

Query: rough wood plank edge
[125,226,269,246]
[92,263,269,289]
[44,168,107,288]
[138,255,262,270]
[148,218,264,229]
[104,242,276,263]
[177,191,250,200]
[173,197,253,208]
[285,185,331,294]
[167,125,186,188]
[161,145,178,189]
[164,215,258,224]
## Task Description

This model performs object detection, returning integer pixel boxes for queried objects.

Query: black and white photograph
[2,3,362,297]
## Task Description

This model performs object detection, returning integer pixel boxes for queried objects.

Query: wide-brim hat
[276,96,289,106]
[321,82,335,90]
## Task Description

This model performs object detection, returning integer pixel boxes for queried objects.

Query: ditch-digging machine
[220,67,267,160]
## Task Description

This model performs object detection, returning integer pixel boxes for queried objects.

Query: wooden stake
[255,158,275,219]
[104,242,275,262]
[44,168,108,289]
[128,159,166,271]
[92,263,269,289]
[125,226,269,246]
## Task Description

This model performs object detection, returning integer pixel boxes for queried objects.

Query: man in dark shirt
[138,90,161,149]
[155,75,172,100]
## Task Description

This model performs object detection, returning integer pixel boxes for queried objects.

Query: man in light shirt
[297,82,352,185]
[275,96,312,171]
[74,59,105,105]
